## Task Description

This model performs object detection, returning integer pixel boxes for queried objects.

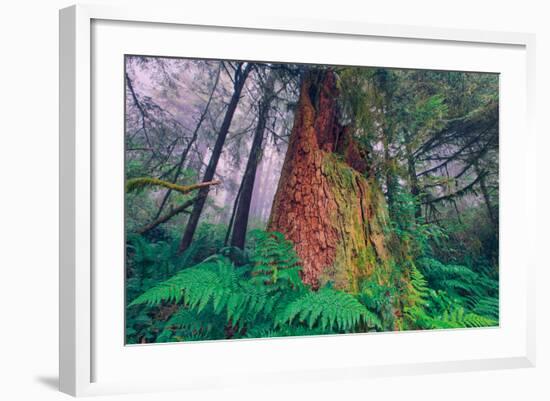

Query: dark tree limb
[230,72,275,249]
[416,127,493,177]
[422,172,486,205]
[126,72,156,156]
[413,101,498,158]
[179,62,253,253]
[224,180,244,247]
[137,197,197,235]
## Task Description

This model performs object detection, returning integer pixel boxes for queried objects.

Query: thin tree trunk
[476,163,496,229]
[230,74,275,249]
[383,131,398,218]
[126,72,155,156]
[405,140,422,219]
[224,180,243,246]
[179,62,253,253]
[138,197,197,235]
[154,66,221,220]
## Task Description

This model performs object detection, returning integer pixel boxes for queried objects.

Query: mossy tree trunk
[268,69,396,291]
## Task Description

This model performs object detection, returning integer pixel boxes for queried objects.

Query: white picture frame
[59,3,536,397]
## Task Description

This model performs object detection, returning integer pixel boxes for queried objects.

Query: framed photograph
[59,4,536,396]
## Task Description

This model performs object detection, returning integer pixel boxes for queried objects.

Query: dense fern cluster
[403,263,497,330]
[385,189,499,332]
[127,223,498,344]
[127,230,385,342]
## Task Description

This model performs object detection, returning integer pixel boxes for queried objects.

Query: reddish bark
[336,127,369,174]
[268,71,337,287]
[269,69,392,289]
[268,70,366,287]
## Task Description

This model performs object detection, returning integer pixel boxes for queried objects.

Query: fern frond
[429,307,498,329]
[275,287,381,331]
[129,253,283,328]
[462,312,498,328]
[128,255,238,308]
[244,324,335,339]
[248,229,304,290]
[417,257,497,298]
[472,296,499,320]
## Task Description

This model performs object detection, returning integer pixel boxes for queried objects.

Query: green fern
[403,265,439,329]
[158,306,226,341]
[129,255,238,308]
[430,307,498,329]
[414,257,499,327]
[358,281,397,331]
[244,324,336,339]
[129,255,277,324]
[472,296,499,320]
[417,257,497,298]
[127,227,498,343]
[248,229,303,289]
[402,263,498,330]
[462,312,498,328]
[275,287,382,331]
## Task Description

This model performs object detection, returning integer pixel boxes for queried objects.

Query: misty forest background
[125,56,499,343]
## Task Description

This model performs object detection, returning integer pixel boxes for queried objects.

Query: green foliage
[387,188,447,257]
[157,305,227,342]
[247,230,303,289]
[402,261,498,331]
[127,225,498,343]
[384,184,498,333]
[337,67,379,133]
[124,63,500,344]
[417,257,498,300]
[127,230,389,343]
[410,94,448,134]
[402,265,433,329]
[357,281,396,331]
[275,287,382,331]
[472,296,499,321]
[126,176,215,195]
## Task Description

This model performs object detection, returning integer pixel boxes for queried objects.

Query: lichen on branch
[125,177,221,195]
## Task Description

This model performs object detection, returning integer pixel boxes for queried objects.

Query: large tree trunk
[268,69,393,290]
[179,62,253,253]
[230,74,275,249]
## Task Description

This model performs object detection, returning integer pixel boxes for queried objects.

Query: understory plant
[127,228,498,343]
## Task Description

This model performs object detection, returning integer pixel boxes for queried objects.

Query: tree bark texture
[268,69,394,290]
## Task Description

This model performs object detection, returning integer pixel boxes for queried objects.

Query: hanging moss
[125,177,220,195]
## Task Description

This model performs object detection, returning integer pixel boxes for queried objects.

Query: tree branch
[422,172,486,205]
[126,72,156,155]
[154,65,222,218]
[126,177,221,195]
[137,197,197,235]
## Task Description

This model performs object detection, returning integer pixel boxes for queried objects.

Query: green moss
[320,153,406,294]
[126,177,220,195]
